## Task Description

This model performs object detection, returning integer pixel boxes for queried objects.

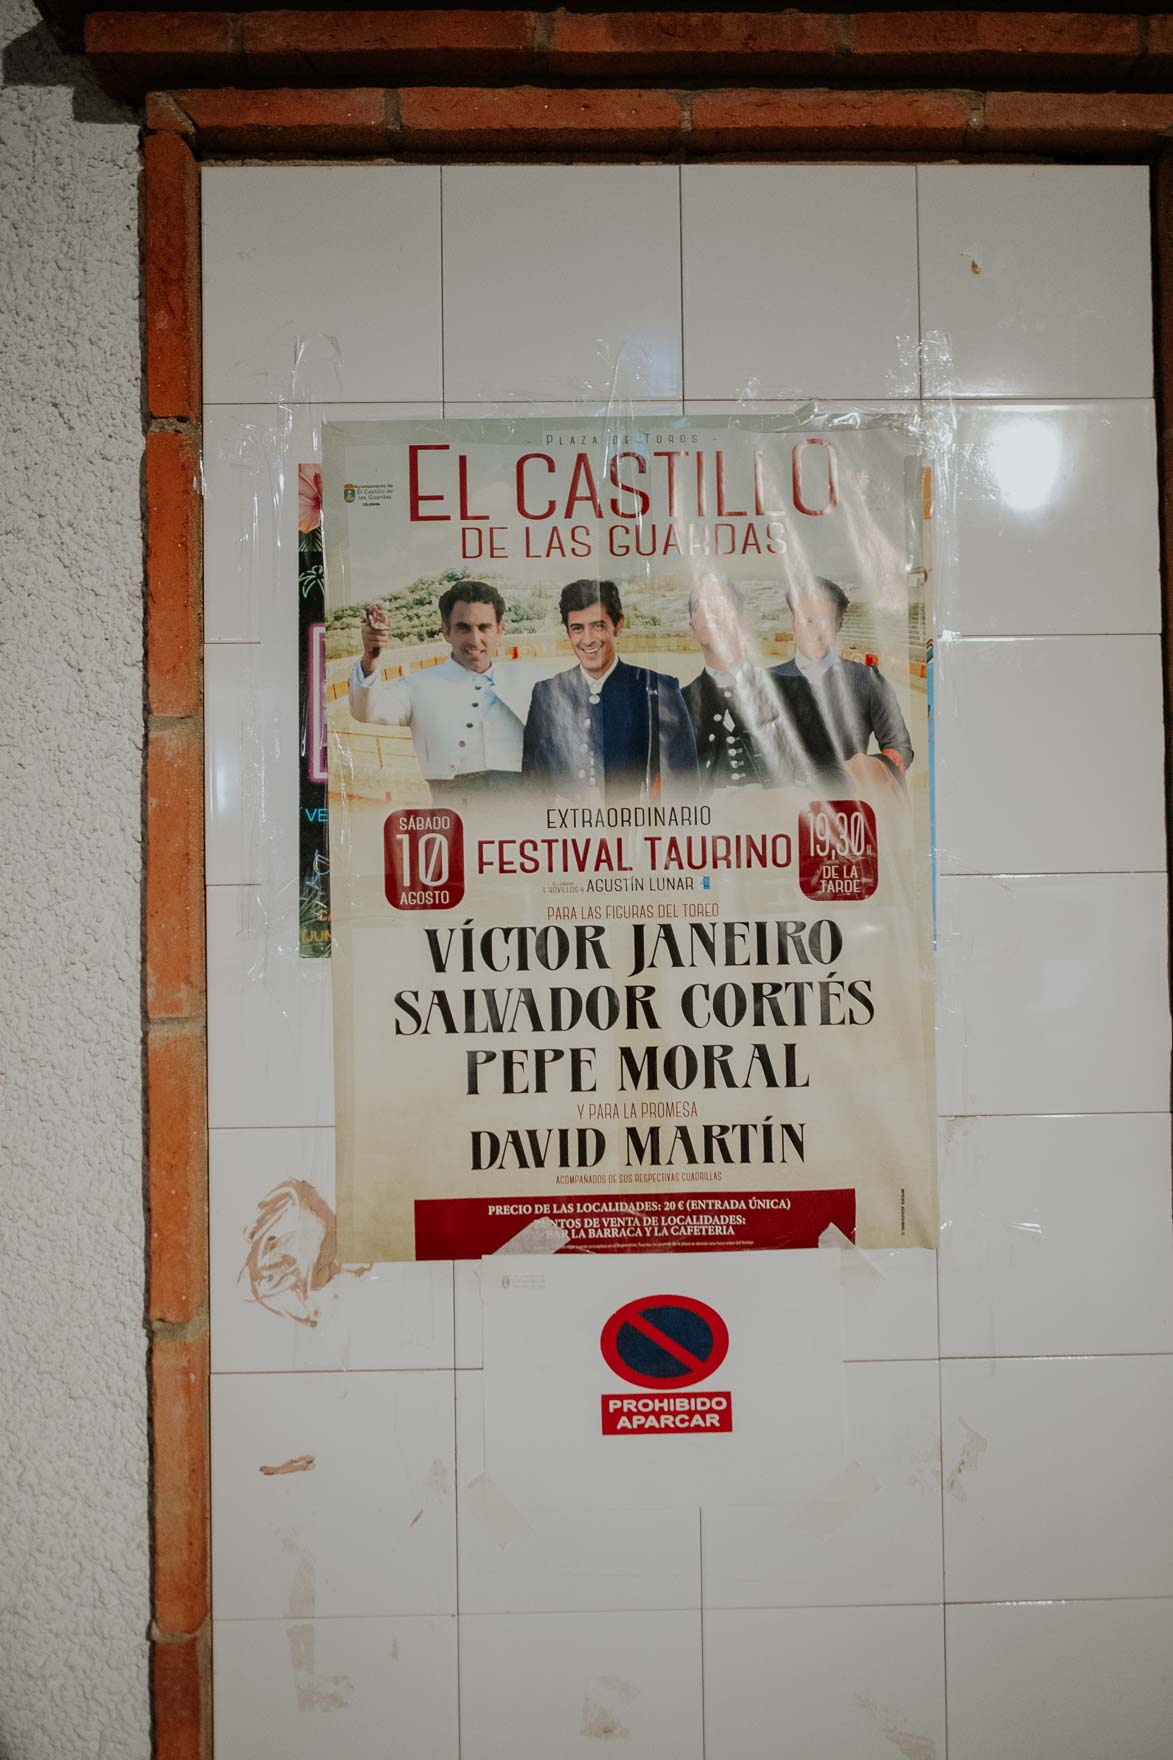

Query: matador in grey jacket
[772,576,913,789]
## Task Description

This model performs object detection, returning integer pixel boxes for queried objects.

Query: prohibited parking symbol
[600,1294,730,1391]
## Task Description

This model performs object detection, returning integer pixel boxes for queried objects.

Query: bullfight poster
[321,415,935,1263]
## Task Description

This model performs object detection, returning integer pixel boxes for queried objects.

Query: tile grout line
[940,868,1168,880]
[698,1506,706,1760]
[925,180,947,1727]
[209,1592,1173,1627]
[439,166,447,420]
[452,1266,463,1759]
[678,164,687,408]
[205,1347,1173,1377]
[205,865,1171,892]
[201,1110,1173,1135]
[914,164,925,403]
[934,1101,951,1756]
[202,395,1161,410]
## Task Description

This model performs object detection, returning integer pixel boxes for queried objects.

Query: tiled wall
[202,164,1173,1758]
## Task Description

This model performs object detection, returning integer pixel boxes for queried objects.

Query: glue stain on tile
[581,1675,636,1740]
[945,1419,989,1502]
[409,1508,424,1527]
[429,1460,451,1495]
[259,1454,316,1477]
[241,1180,339,1327]
[857,1695,936,1760]
[886,1731,936,1760]
[286,1624,353,1713]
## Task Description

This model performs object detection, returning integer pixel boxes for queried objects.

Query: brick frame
[134,21,1173,1757]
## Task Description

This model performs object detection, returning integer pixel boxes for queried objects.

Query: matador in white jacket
[349,581,539,800]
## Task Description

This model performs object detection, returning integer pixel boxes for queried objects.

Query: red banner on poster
[413,1188,855,1258]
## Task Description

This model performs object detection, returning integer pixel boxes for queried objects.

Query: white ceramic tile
[946,1599,1173,1760]
[936,873,1169,1117]
[207,885,335,1129]
[456,1371,700,1614]
[444,400,685,419]
[703,1605,946,1760]
[936,402,1161,636]
[212,1370,456,1618]
[941,1355,1173,1601]
[939,1113,1173,1358]
[214,1616,458,1758]
[442,167,683,403]
[682,167,919,399]
[203,402,434,644]
[837,1247,939,1361]
[918,166,1153,397]
[453,1259,483,1369]
[702,1362,942,1610]
[934,635,1165,875]
[459,1611,703,1760]
[209,1127,455,1372]
[202,167,442,404]
[204,641,299,888]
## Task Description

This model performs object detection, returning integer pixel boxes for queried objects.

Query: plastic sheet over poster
[322,412,938,1262]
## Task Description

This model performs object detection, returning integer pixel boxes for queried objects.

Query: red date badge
[384,809,465,911]
[798,800,878,902]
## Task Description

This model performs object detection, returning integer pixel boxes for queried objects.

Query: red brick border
[142,112,208,1760]
[89,11,1173,101]
[144,131,201,417]
[131,32,1173,1758]
[140,82,1173,157]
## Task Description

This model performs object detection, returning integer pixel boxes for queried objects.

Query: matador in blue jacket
[522,579,698,803]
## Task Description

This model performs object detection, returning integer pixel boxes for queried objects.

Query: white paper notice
[480,1251,845,1512]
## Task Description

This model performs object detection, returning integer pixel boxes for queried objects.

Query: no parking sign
[599,1295,733,1436]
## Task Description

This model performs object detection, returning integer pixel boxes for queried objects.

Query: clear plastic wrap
[311,375,956,1266]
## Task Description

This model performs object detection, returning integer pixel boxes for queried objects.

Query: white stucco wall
[0,0,150,1753]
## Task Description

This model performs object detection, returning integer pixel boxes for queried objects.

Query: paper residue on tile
[286,1623,353,1713]
[493,1216,570,1255]
[819,1222,883,1280]
[287,1554,316,1619]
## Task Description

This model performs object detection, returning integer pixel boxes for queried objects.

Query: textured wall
[0,1,150,1754]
